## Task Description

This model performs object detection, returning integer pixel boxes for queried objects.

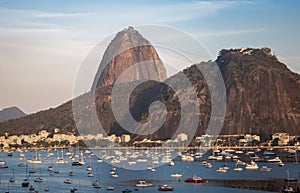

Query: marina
[0,147,299,193]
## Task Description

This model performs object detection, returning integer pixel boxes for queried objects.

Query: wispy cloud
[0,7,85,18]
[193,28,268,37]
[32,12,85,18]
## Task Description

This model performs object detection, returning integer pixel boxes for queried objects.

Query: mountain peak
[218,47,275,58]
[92,27,167,89]
[0,106,27,123]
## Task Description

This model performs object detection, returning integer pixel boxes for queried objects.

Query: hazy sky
[0,0,299,114]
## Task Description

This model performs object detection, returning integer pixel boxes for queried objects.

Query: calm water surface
[0,150,299,193]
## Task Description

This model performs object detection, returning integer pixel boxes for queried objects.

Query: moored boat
[181,155,194,162]
[136,180,153,187]
[158,184,174,191]
[34,177,43,183]
[184,175,206,183]
[171,173,182,178]
[282,186,294,193]
[64,179,72,184]
[72,161,83,166]
[122,189,133,193]
[107,186,114,190]
[21,179,29,187]
[234,166,243,171]
[216,167,228,173]
[260,165,272,172]
[0,163,8,169]
[92,180,101,188]
[245,161,259,170]
[268,157,282,163]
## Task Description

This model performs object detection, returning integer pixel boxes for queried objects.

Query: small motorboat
[147,167,156,172]
[284,178,298,182]
[268,157,282,163]
[56,159,68,164]
[107,186,114,190]
[34,177,43,182]
[9,177,15,183]
[181,155,194,162]
[260,165,272,172]
[18,162,26,167]
[122,189,133,193]
[87,172,94,177]
[53,169,59,174]
[136,180,153,187]
[64,179,72,184]
[184,175,206,183]
[216,167,228,173]
[111,174,119,178]
[109,170,116,175]
[282,186,294,193]
[29,185,35,191]
[205,163,213,168]
[92,180,101,188]
[170,173,182,178]
[279,162,285,167]
[0,164,8,169]
[86,165,92,171]
[96,159,103,163]
[7,151,13,157]
[70,188,78,193]
[158,184,174,191]
[29,167,37,173]
[72,161,83,166]
[47,166,54,171]
[234,166,243,171]
[22,179,29,187]
[245,161,259,170]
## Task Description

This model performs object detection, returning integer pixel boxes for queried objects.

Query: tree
[251,139,260,146]
[271,138,279,146]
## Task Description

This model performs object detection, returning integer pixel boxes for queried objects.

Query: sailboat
[72,145,85,166]
[34,167,43,182]
[87,171,94,177]
[294,146,299,164]
[86,154,93,171]
[283,170,296,193]
[21,178,29,187]
[17,153,26,167]
[92,180,101,188]
[0,152,8,169]
[147,156,156,172]
[56,149,68,164]
[284,169,298,182]
[27,150,42,164]
[21,164,30,187]
[69,166,75,176]
[9,169,15,182]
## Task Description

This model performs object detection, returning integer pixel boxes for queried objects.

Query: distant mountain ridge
[0,107,27,123]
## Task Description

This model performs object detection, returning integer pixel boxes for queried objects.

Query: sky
[0,0,299,114]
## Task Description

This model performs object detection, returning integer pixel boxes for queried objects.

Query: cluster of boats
[202,159,278,173]
[0,147,299,193]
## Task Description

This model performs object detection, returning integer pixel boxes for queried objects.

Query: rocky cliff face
[217,48,300,135]
[92,26,167,89]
